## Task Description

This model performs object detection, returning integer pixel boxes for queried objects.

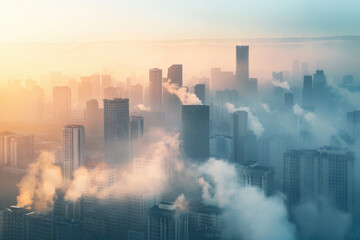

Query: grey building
[194,84,206,104]
[347,111,360,141]
[149,68,163,112]
[236,45,249,91]
[181,105,210,162]
[236,161,275,196]
[284,147,354,212]
[103,98,130,166]
[148,202,188,240]
[302,75,313,108]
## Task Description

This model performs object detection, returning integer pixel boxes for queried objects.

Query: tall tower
[236,46,249,90]
[103,98,130,166]
[53,86,71,122]
[84,99,103,150]
[181,105,210,162]
[62,125,85,181]
[167,64,183,87]
[194,84,206,104]
[302,75,313,107]
[149,68,163,112]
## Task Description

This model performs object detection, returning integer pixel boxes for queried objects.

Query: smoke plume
[272,80,292,93]
[134,104,151,112]
[163,79,202,105]
[17,152,63,212]
[226,103,264,137]
[197,159,296,240]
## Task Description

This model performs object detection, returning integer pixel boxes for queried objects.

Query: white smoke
[294,200,351,240]
[260,102,271,113]
[134,104,151,112]
[293,104,337,145]
[197,159,296,240]
[163,79,202,105]
[226,103,264,137]
[272,80,292,93]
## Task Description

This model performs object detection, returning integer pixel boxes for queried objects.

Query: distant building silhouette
[194,84,206,104]
[149,68,163,112]
[302,75,313,107]
[236,45,249,91]
[53,86,71,122]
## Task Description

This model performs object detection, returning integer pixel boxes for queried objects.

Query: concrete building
[148,202,188,240]
[181,105,210,162]
[284,147,354,212]
[149,68,163,112]
[53,86,71,122]
[62,125,85,181]
[103,98,130,166]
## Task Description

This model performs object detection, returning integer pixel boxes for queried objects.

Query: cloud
[260,102,271,112]
[197,159,296,240]
[163,79,202,105]
[134,104,151,112]
[272,80,292,93]
[226,103,264,137]
[293,104,337,145]
[16,152,63,212]
[294,200,351,240]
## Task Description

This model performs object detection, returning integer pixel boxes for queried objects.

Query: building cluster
[0,44,359,239]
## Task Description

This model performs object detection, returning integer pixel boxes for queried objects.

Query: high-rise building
[1,206,32,240]
[210,67,236,92]
[194,205,224,239]
[25,213,81,240]
[148,202,188,240]
[181,105,210,162]
[103,98,130,166]
[302,75,313,107]
[236,45,249,90]
[347,111,360,141]
[232,111,257,163]
[84,99,104,150]
[108,191,160,240]
[194,84,205,104]
[62,125,85,181]
[284,147,354,212]
[313,70,327,109]
[149,68,163,112]
[167,64,183,87]
[8,135,34,169]
[236,161,275,196]
[248,78,258,95]
[130,84,144,108]
[53,86,71,122]
[210,134,234,161]
[130,116,144,140]
[284,92,294,111]
[301,62,309,78]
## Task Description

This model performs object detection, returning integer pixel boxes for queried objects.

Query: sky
[1,0,360,42]
[0,0,359,84]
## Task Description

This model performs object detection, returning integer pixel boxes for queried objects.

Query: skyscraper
[232,111,257,163]
[236,161,274,196]
[148,202,188,240]
[194,84,205,104]
[103,98,130,166]
[313,70,327,109]
[8,135,34,169]
[347,111,360,141]
[62,125,85,181]
[302,75,313,107]
[84,99,103,150]
[53,86,71,122]
[167,64,183,87]
[181,105,210,162]
[149,68,163,112]
[236,45,249,90]
[284,92,294,111]
[284,147,354,212]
